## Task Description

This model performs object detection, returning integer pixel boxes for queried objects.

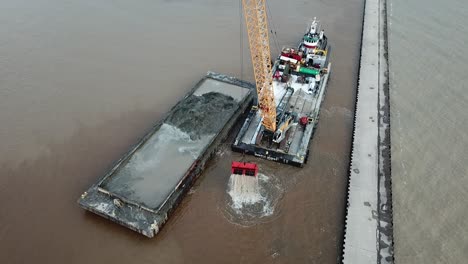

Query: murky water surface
[0,0,364,263]
[388,0,468,262]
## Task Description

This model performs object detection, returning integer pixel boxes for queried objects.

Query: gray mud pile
[166,92,237,139]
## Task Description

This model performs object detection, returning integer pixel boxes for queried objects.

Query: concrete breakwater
[342,0,393,263]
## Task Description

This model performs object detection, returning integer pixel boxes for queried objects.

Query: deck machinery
[232,7,331,167]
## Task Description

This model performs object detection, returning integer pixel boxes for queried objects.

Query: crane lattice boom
[242,0,276,132]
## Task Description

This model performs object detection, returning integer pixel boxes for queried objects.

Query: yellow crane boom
[242,0,276,132]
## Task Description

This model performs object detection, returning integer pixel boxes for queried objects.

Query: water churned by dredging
[225,173,284,227]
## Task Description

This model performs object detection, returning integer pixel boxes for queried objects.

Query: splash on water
[228,173,262,208]
[223,173,283,226]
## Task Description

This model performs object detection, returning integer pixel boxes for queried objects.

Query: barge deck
[232,18,331,167]
[78,72,254,237]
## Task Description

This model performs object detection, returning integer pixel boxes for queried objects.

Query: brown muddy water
[0,0,363,263]
[388,0,468,262]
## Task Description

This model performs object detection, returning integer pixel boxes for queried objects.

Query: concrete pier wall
[343,0,392,263]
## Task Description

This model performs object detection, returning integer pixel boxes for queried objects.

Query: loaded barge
[232,18,331,167]
[78,72,253,237]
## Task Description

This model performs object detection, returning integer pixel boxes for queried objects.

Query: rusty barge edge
[78,72,254,238]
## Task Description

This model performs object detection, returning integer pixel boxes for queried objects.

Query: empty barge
[232,18,331,167]
[78,72,254,237]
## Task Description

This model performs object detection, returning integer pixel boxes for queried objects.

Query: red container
[231,161,258,177]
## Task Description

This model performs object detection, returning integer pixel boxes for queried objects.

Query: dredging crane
[230,0,276,178]
[241,0,277,133]
[232,3,332,166]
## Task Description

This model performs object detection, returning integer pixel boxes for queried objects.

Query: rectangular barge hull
[232,63,331,167]
[78,72,254,237]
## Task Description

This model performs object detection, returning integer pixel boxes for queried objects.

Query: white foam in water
[227,173,277,217]
[223,172,283,226]
[228,173,262,208]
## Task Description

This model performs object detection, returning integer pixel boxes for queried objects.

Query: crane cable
[239,0,281,80]
[266,0,281,56]
[239,0,244,81]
